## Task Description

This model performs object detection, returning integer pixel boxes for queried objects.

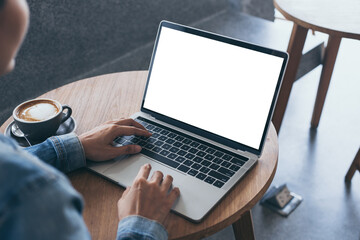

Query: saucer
[4,116,77,147]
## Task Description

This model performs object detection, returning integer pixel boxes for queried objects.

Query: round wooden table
[272,0,360,130]
[0,71,278,240]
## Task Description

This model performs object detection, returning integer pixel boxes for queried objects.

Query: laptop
[88,21,288,222]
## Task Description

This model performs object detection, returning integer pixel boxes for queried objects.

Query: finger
[108,144,142,157]
[150,171,164,185]
[167,187,180,205]
[161,175,174,191]
[111,125,151,139]
[114,118,147,131]
[134,164,151,181]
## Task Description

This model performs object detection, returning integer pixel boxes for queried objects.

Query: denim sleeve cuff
[117,215,168,240]
[48,133,86,172]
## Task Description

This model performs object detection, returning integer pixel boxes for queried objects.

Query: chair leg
[345,148,360,182]
[272,24,308,133]
[232,210,255,240]
[310,36,342,128]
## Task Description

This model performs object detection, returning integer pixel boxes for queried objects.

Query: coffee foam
[18,100,59,122]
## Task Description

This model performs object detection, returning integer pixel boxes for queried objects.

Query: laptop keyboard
[114,117,249,188]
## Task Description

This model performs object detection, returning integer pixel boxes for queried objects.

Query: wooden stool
[345,148,360,182]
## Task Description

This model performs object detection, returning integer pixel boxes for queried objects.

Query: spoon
[11,123,32,146]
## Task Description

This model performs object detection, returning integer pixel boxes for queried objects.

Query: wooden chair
[345,148,360,182]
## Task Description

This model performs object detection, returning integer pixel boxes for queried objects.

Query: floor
[203,34,360,239]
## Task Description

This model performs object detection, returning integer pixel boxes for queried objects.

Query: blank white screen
[144,27,284,149]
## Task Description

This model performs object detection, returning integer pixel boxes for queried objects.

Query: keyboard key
[205,154,215,161]
[193,157,203,163]
[213,158,222,164]
[230,164,240,172]
[180,145,190,151]
[223,155,232,161]
[189,148,198,154]
[201,160,211,166]
[190,142,200,147]
[191,163,202,170]
[188,169,198,176]
[238,155,249,162]
[177,150,187,156]
[218,167,236,177]
[147,138,157,143]
[153,127,162,132]
[141,149,179,168]
[184,153,195,160]
[154,141,164,147]
[165,139,175,144]
[175,136,184,141]
[138,141,147,146]
[146,125,155,130]
[196,173,206,180]
[205,148,216,154]
[152,133,160,138]
[184,160,193,166]
[178,165,190,173]
[209,163,220,170]
[208,170,230,182]
[173,141,182,147]
[214,151,224,157]
[205,176,216,184]
[200,167,210,174]
[182,139,192,144]
[131,138,140,143]
[152,147,162,153]
[221,161,231,168]
[168,133,176,138]
[160,129,169,135]
[213,181,225,188]
[160,150,170,156]
[230,158,246,166]
[196,151,206,157]
[159,136,167,141]
[162,144,171,150]
[175,156,185,163]
[144,143,155,149]
[198,145,207,151]
[168,153,177,159]
[169,147,179,153]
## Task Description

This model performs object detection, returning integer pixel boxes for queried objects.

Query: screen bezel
[141,21,288,156]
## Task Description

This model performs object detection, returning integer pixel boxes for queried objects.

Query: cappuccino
[17,100,60,122]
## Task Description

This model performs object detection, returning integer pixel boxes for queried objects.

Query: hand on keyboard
[79,118,152,161]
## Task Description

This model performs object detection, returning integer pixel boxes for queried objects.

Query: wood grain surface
[0,71,278,239]
[274,0,360,40]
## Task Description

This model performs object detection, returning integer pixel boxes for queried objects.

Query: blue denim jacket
[0,133,167,240]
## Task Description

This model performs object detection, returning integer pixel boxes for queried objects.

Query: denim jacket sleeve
[117,216,168,240]
[25,132,86,172]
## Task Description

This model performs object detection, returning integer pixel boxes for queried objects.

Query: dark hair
[0,0,6,10]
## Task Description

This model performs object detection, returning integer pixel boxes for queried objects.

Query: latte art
[17,100,60,122]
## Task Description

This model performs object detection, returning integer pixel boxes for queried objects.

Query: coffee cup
[13,98,72,141]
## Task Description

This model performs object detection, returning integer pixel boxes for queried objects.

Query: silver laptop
[88,21,288,222]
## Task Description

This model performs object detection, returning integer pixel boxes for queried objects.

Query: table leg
[310,36,342,128]
[345,148,360,182]
[272,24,308,132]
[232,210,255,240]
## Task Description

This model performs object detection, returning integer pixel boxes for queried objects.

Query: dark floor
[203,34,360,239]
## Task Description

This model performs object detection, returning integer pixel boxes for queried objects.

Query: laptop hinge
[236,149,247,155]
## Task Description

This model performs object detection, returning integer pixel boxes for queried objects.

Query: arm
[25,118,152,172]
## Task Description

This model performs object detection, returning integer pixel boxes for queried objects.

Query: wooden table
[272,0,360,130]
[0,71,278,240]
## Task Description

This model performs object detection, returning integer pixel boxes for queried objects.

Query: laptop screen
[142,22,287,153]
